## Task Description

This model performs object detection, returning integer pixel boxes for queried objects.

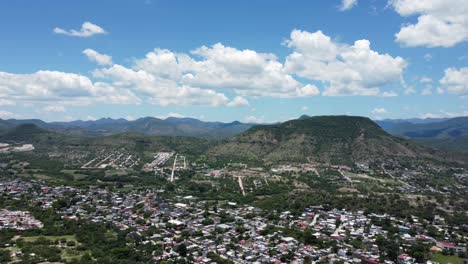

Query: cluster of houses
[0,209,43,230]
[0,143,35,153]
[1,177,466,263]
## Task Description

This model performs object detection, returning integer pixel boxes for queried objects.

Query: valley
[0,116,467,263]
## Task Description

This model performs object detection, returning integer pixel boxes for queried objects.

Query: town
[0,151,466,264]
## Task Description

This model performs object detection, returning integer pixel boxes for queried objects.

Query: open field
[432,253,465,264]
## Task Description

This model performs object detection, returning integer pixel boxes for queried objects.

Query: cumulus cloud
[90,42,321,106]
[390,0,468,47]
[244,115,265,123]
[54,21,107,37]
[0,99,15,106]
[340,0,357,11]
[424,53,433,61]
[420,77,432,83]
[439,67,468,96]
[371,108,389,115]
[0,70,140,105]
[420,110,468,119]
[421,86,433,95]
[93,64,229,106]
[227,96,249,107]
[83,49,113,66]
[43,105,66,113]
[404,86,416,95]
[132,44,319,98]
[155,112,185,119]
[0,111,19,119]
[284,29,407,96]
[2,29,409,110]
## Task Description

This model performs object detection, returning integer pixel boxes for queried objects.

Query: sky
[0,0,467,123]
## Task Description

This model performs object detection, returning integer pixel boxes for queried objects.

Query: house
[436,241,466,252]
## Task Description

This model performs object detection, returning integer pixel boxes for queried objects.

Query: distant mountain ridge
[0,117,254,139]
[3,115,468,153]
[377,117,468,153]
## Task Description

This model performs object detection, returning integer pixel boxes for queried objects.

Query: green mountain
[0,123,210,162]
[210,116,464,166]
[380,117,468,152]
[2,123,49,140]
[385,117,468,138]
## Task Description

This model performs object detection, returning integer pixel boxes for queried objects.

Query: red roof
[438,241,459,248]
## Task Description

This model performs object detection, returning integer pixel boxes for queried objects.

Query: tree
[0,249,11,263]
[176,243,188,257]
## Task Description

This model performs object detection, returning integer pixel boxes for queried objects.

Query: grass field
[432,253,465,264]
[14,235,85,261]
[18,235,78,243]
[33,174,54,180]
[61,169,88,180]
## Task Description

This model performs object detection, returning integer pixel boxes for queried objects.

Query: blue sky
[0,0,467,122]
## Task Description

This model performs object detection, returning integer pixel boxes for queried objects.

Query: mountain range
[0,117,253,139]
[375,117,468,153]
[2,115,468,155]
[2,115,468,167]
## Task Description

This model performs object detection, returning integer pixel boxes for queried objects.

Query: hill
[210,116,464,166]
[2,123,49,141]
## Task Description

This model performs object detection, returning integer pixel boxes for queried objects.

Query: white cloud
[0,111,19,119]
[421,86,433,95]
[404,86,416,95]
[84,115,97,121]
[134,44,319,98]
[244,115,265,123]
[43,105,66,113]
[284,29,407,96]
[155,112,185,119]
[439,67,468,96]
[0,99,15,106]
[381,91,398,97]
[419,77,432,83]
[54,21,107,37]
[390,0,468,47]
[93,64,229,106]
[371,108,389,115]
[125,115,136,121]
[301,106,309,111]
[91,42,321,106]
[340,0,358,11]
[424,53,433,61]
[63,116,74,121]
[0,70,140,105]
[420,110,468,119]
[227,96,249,107]
[83,49,113,66]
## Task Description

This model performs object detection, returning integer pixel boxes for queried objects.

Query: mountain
[383,117,468,138]
[0,123,210,158]
[378,117,468,152]
[1,123,50,141]
[375,118,449,131]
[210,116,464,166]
[0,120,15,132]
[0,117,253,139]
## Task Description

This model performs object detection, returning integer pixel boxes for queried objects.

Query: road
[237,176,246,196]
